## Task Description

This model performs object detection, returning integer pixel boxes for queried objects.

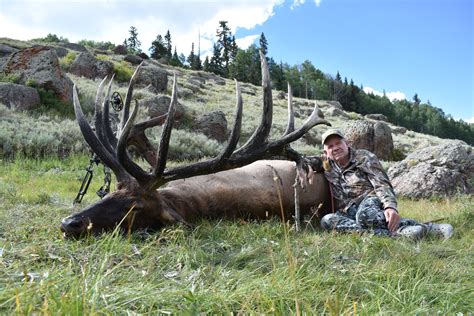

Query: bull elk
[61,52,331,238]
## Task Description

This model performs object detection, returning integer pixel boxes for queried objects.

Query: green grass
[0,155,472,314]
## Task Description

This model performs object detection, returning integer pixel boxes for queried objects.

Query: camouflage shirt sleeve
[358,151,398,211]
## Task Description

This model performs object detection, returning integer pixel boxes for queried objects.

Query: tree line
[35,26,474,145]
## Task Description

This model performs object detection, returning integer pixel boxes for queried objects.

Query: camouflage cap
[321,128,345,145]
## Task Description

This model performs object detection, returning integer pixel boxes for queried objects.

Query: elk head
[61,51,330,238]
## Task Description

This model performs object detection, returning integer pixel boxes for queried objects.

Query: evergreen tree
[216,21,231,76]
[164,30,172,59]
[413,93,421,105]
[170,46,183,67]
[259,32,268,56]
[203,56,210,72]
[209,42,223,75]
[187,42,195,69]
[126,26,141,53]
[149,34,168,60]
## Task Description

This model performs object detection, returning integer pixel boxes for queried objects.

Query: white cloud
[465,116,474,124]
[290,0,321,9]
[0,0,283,57]
[291,0,306,10]
[363,86,407,102]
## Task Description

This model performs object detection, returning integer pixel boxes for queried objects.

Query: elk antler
[74,51,331,190]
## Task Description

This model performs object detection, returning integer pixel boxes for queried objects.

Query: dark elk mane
[61,51,330,237]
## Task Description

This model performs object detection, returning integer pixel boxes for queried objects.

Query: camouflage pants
[320,196,419,236]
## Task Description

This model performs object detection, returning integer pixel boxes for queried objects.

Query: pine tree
[149,34,168,60]
[127,26,141,53]
[203,56,210,72]
[259,32,268,56]
[413,93,421,105]
[216,21,231,76]
[187,42,195,69]
[170,46,183,67]
[164,30,172,59]
[209,42,223,75]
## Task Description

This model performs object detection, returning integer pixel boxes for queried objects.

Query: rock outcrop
[344,120,394,160]
[2,46,73,102]
[0,82,40,110]
[69,52,114,79]
[136,64,168,93]
[388,142,473,198]
[193,111,228,142]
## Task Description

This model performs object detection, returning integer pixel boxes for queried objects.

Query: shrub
[0,73,21,84]
[59,51,77,71]
[0,104,86,159]
[113,60,134,82]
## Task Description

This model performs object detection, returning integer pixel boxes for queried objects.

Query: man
[310,128,453,240]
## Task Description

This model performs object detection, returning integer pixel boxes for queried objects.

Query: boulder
[194,111,228,142]
[113,45,128,55]
[58,42,88,53]
[0,43,18,57]
[124,54,143,65]
[388,142,474,198]
[344,120,394,160]
[326,106,350,119]
[0,82,40,110]
[137,52,149,60]
[136,64,168,93]
[365,113,387,121]
[2,46,73,102]
[52,46,68,58]
[69,52,114,79]
[391,126,407,134]
[140,95,186,120]
[327,101,343,110]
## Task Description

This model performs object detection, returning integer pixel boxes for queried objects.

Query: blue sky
[1,0,472,122]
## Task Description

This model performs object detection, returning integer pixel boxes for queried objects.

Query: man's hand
[384,208,400,232]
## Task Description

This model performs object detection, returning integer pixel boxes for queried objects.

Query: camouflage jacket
[324,147,398,213]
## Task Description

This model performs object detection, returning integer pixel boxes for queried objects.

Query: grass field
[0,154,472,314]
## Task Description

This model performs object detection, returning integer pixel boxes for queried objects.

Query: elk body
[61,52,330,237]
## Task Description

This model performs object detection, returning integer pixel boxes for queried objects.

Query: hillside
[0,37,462,165]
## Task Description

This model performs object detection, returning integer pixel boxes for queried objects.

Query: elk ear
[160,207,191,227]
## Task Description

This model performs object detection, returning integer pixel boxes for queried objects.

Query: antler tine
[116,99,152,183]
[92,76,111,153]
[119,61,144,135]
[102,74,118,150]
[234,50,273,154]
[267,104,330,151]
[283,82,295,136]
[219,79,243,160]
[152,74,178,180]
[73,85,130,183]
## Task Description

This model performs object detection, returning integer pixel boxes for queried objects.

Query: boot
[426,223,454,239]
[396,225,427,240]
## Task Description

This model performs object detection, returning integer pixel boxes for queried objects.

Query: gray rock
[344,120,394,160]
[137,52,149,60]
[52,46,68,58]
[140,95,186,119]
[69,52,114,79]
[2,46,73,102]
[212,77,226,86]
[124,54,143,65]
[388,142,473,198]
[365,113,387,121]
[136,64,168,93]
[59,42,88,53]
[391,126,407,134]
[113,45,128,55]
[0,43,18,57]
[0,82,41,110]
[326,106,350,119]
[194,111,228,142]
[327,101,343,110]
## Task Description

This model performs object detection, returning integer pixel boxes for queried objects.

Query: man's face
[323,135,349,163]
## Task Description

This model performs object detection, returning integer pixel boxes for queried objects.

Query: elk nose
[61,217,87,236]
